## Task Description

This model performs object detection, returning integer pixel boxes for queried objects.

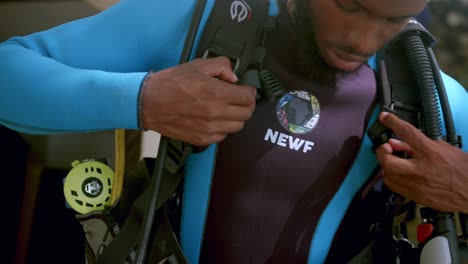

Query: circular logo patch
[276,90,320,134]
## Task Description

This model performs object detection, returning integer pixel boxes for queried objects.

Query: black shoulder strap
[195,0,285,101]
[368,19,439,149]
[369,18,462,148]
[195,0,271,75]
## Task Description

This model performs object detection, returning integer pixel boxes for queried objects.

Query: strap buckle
[202,48,241,73]
[367,107,398,152]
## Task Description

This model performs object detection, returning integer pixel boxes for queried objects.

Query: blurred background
[430,0,468,88]
[0,0,466,263]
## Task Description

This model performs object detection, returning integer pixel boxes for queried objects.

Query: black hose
[403,31,461,264]
[134,138,168,263]
[427,47,459,146]
[259,69,285,101]
[403,32,442,140]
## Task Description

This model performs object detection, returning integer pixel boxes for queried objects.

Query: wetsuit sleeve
[0,0,199,134]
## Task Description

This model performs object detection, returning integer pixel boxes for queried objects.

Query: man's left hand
[376,112,468,214]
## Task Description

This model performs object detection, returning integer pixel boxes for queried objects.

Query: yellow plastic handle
[111,128,125,204]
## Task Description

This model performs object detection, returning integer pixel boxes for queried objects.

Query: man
[0,0,466,263]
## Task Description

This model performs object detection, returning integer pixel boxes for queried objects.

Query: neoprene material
[0,0,204,133]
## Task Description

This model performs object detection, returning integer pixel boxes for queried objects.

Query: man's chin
[330,60,363,72]
[323,47,366,72]
[289,0,365,84]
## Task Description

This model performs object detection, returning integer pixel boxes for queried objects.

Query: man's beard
[290,0,359,85]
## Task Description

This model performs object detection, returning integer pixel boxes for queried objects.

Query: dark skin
[291,0,425,71]
[377,112,468,214]
[141,56,256,146]
[141,0,467,213]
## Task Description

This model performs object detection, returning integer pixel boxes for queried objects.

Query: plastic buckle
[367,107,398,151]
[202,48,241,73]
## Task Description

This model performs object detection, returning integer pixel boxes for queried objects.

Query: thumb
[379,111,431,152]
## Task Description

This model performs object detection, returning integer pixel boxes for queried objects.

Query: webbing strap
[195,0,271,75]
[367,20,437,149]
[367,49,421,152]
[379,48,420,125]
[195,0,285,103]
[149,211,189,264]
[97,143,186,263]
[165,140,192,175]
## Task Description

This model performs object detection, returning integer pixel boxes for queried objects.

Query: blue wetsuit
[0,0,212,133]
[0,0,466,263]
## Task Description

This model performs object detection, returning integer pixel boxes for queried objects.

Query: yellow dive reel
[63,129,126,214]
[63,159,114,214]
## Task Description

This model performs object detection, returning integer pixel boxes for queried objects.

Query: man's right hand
[140,56,257,146]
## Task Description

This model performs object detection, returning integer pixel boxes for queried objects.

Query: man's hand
[140,56,256,146]
[376,112,468,214]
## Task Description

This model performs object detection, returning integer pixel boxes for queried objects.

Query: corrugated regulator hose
[403,32,443,140]
[403,31,461,264]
